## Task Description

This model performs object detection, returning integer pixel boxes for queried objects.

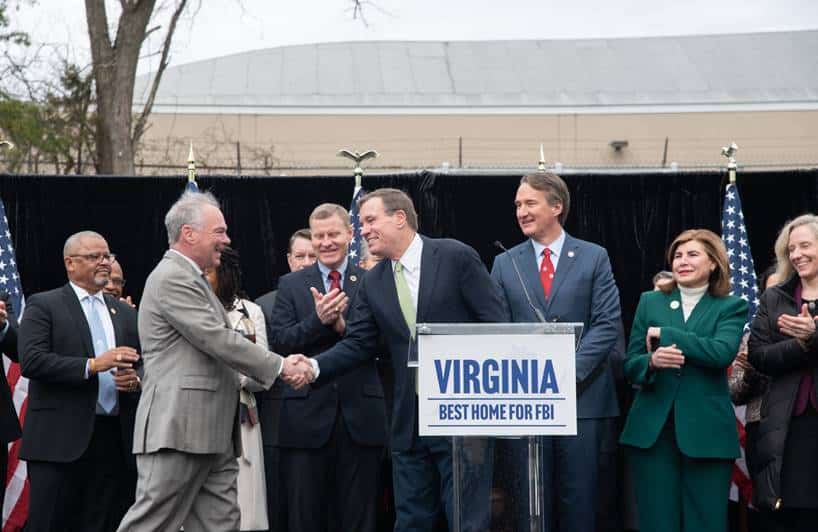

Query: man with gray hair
[117,191,309,532]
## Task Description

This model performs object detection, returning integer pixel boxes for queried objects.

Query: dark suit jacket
[18,283,140,465]
[620,288,746,458]
[269,263,386,448]
[254,289,281,446]
[314,236,507,452]
[0,320,21,445]
[255,289,278,349]
[490,234,621,418]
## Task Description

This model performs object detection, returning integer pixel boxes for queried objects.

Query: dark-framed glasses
[70,252,116,264]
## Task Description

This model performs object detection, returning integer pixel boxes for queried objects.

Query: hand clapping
[778,304,817,342]
[310,287,348,331]
[281,354,315,390]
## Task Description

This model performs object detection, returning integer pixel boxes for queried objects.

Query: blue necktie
[85,296,117,414]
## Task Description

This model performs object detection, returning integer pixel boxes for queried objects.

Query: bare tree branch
[132,0,188,145]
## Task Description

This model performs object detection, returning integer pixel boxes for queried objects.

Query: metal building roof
[133,30,818,114]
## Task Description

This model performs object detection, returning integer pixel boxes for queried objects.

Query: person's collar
[392,233,423,272]
[678,283,708,298]
[531,229,565,259]
[69,280,104,303]
[317,256,349,279]
[169,248,203,275]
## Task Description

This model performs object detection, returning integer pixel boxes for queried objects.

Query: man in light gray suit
[117,191,309,532]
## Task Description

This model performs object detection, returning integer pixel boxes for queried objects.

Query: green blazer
[619,288,748,459]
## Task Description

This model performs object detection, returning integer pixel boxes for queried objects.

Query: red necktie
[328,270,342,292]
[540,248,554,299]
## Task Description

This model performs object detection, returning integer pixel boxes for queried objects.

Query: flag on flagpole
[186,142,199,192]
[347,183,365,268]
[720,181,758,504]
[0,199,28,532]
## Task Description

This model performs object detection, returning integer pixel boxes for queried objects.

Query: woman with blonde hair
[620,228,748,532]
[748,214,818,530]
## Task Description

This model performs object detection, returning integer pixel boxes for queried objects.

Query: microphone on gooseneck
[494,240,546,323]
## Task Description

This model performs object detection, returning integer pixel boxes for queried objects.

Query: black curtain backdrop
[1,169,816,334]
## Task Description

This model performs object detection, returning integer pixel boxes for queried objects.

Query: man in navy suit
[295,188,506,532]
[269,203,387,532]
[491,173,622,532]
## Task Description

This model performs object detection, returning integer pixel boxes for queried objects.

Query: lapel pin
[350,275,357,282]
[567,250,575,258]
[670,301,680,310]
[110,307,117,315]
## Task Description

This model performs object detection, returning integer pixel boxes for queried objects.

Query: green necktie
[394,261,417,339]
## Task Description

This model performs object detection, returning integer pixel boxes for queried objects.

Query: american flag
[720,181,757,505]
[0,199,27,532]
[347,183,364,268]
[186,178,199,193]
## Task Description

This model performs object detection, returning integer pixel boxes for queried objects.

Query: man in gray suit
[117,191,309,532]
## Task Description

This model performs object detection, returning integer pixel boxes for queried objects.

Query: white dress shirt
[70,282,116,379]
[531,229,566,272]
[391,233,424,310]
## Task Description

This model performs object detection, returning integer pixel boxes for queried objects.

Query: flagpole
[721,142,738,185]
[537,143,547,172]
[337,148,378,190]
[186,142,200,192]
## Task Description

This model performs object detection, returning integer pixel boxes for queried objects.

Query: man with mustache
[19,231,142,532]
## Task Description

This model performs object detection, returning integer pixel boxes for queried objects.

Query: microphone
[494,241,546,323]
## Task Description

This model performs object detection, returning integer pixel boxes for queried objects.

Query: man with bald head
[19,230,142,532]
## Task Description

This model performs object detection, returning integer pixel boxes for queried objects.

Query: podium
[413,322,582,532]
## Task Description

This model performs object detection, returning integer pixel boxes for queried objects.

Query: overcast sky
[14,0,818,76]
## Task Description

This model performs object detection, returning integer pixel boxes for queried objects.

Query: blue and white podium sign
[417,322,580,437]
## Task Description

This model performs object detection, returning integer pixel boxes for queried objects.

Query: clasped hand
[281,354,315,390]
[646,327,685,369]
[778,304,817,342]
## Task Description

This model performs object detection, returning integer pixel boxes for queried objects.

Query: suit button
[332,383,338,390]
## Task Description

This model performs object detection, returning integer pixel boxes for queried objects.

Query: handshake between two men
[278,285,349,389]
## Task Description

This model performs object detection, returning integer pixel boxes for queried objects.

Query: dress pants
[391,436,453,532]
[117,449,240,532]
[628,422,733,532]
[26,415,126,532]
[281,411,382,532]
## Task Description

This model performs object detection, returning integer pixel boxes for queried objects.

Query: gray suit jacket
[133,250,283,457]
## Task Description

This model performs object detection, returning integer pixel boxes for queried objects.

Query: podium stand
[413,322,582,532]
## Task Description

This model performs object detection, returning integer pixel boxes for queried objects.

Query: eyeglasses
[69,252,116,263]
[109,278,126,287]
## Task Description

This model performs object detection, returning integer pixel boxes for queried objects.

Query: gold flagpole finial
[720,142,738,185]
[187,142,197,184]
[337,149,378,188]
[537,144,547,172]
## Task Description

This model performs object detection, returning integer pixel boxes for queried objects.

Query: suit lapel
[377,258,409,336]
[304,264,325,295]
[545,235,579,314]
[666,288,686,330]
[103,295,124,345]
[60,284,95,357]
[343,265,362,318]
[517,243,548,315]
[416,238,439,324]
[167,251,232,328]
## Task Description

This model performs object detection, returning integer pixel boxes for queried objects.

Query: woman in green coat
[620,229,748,532]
